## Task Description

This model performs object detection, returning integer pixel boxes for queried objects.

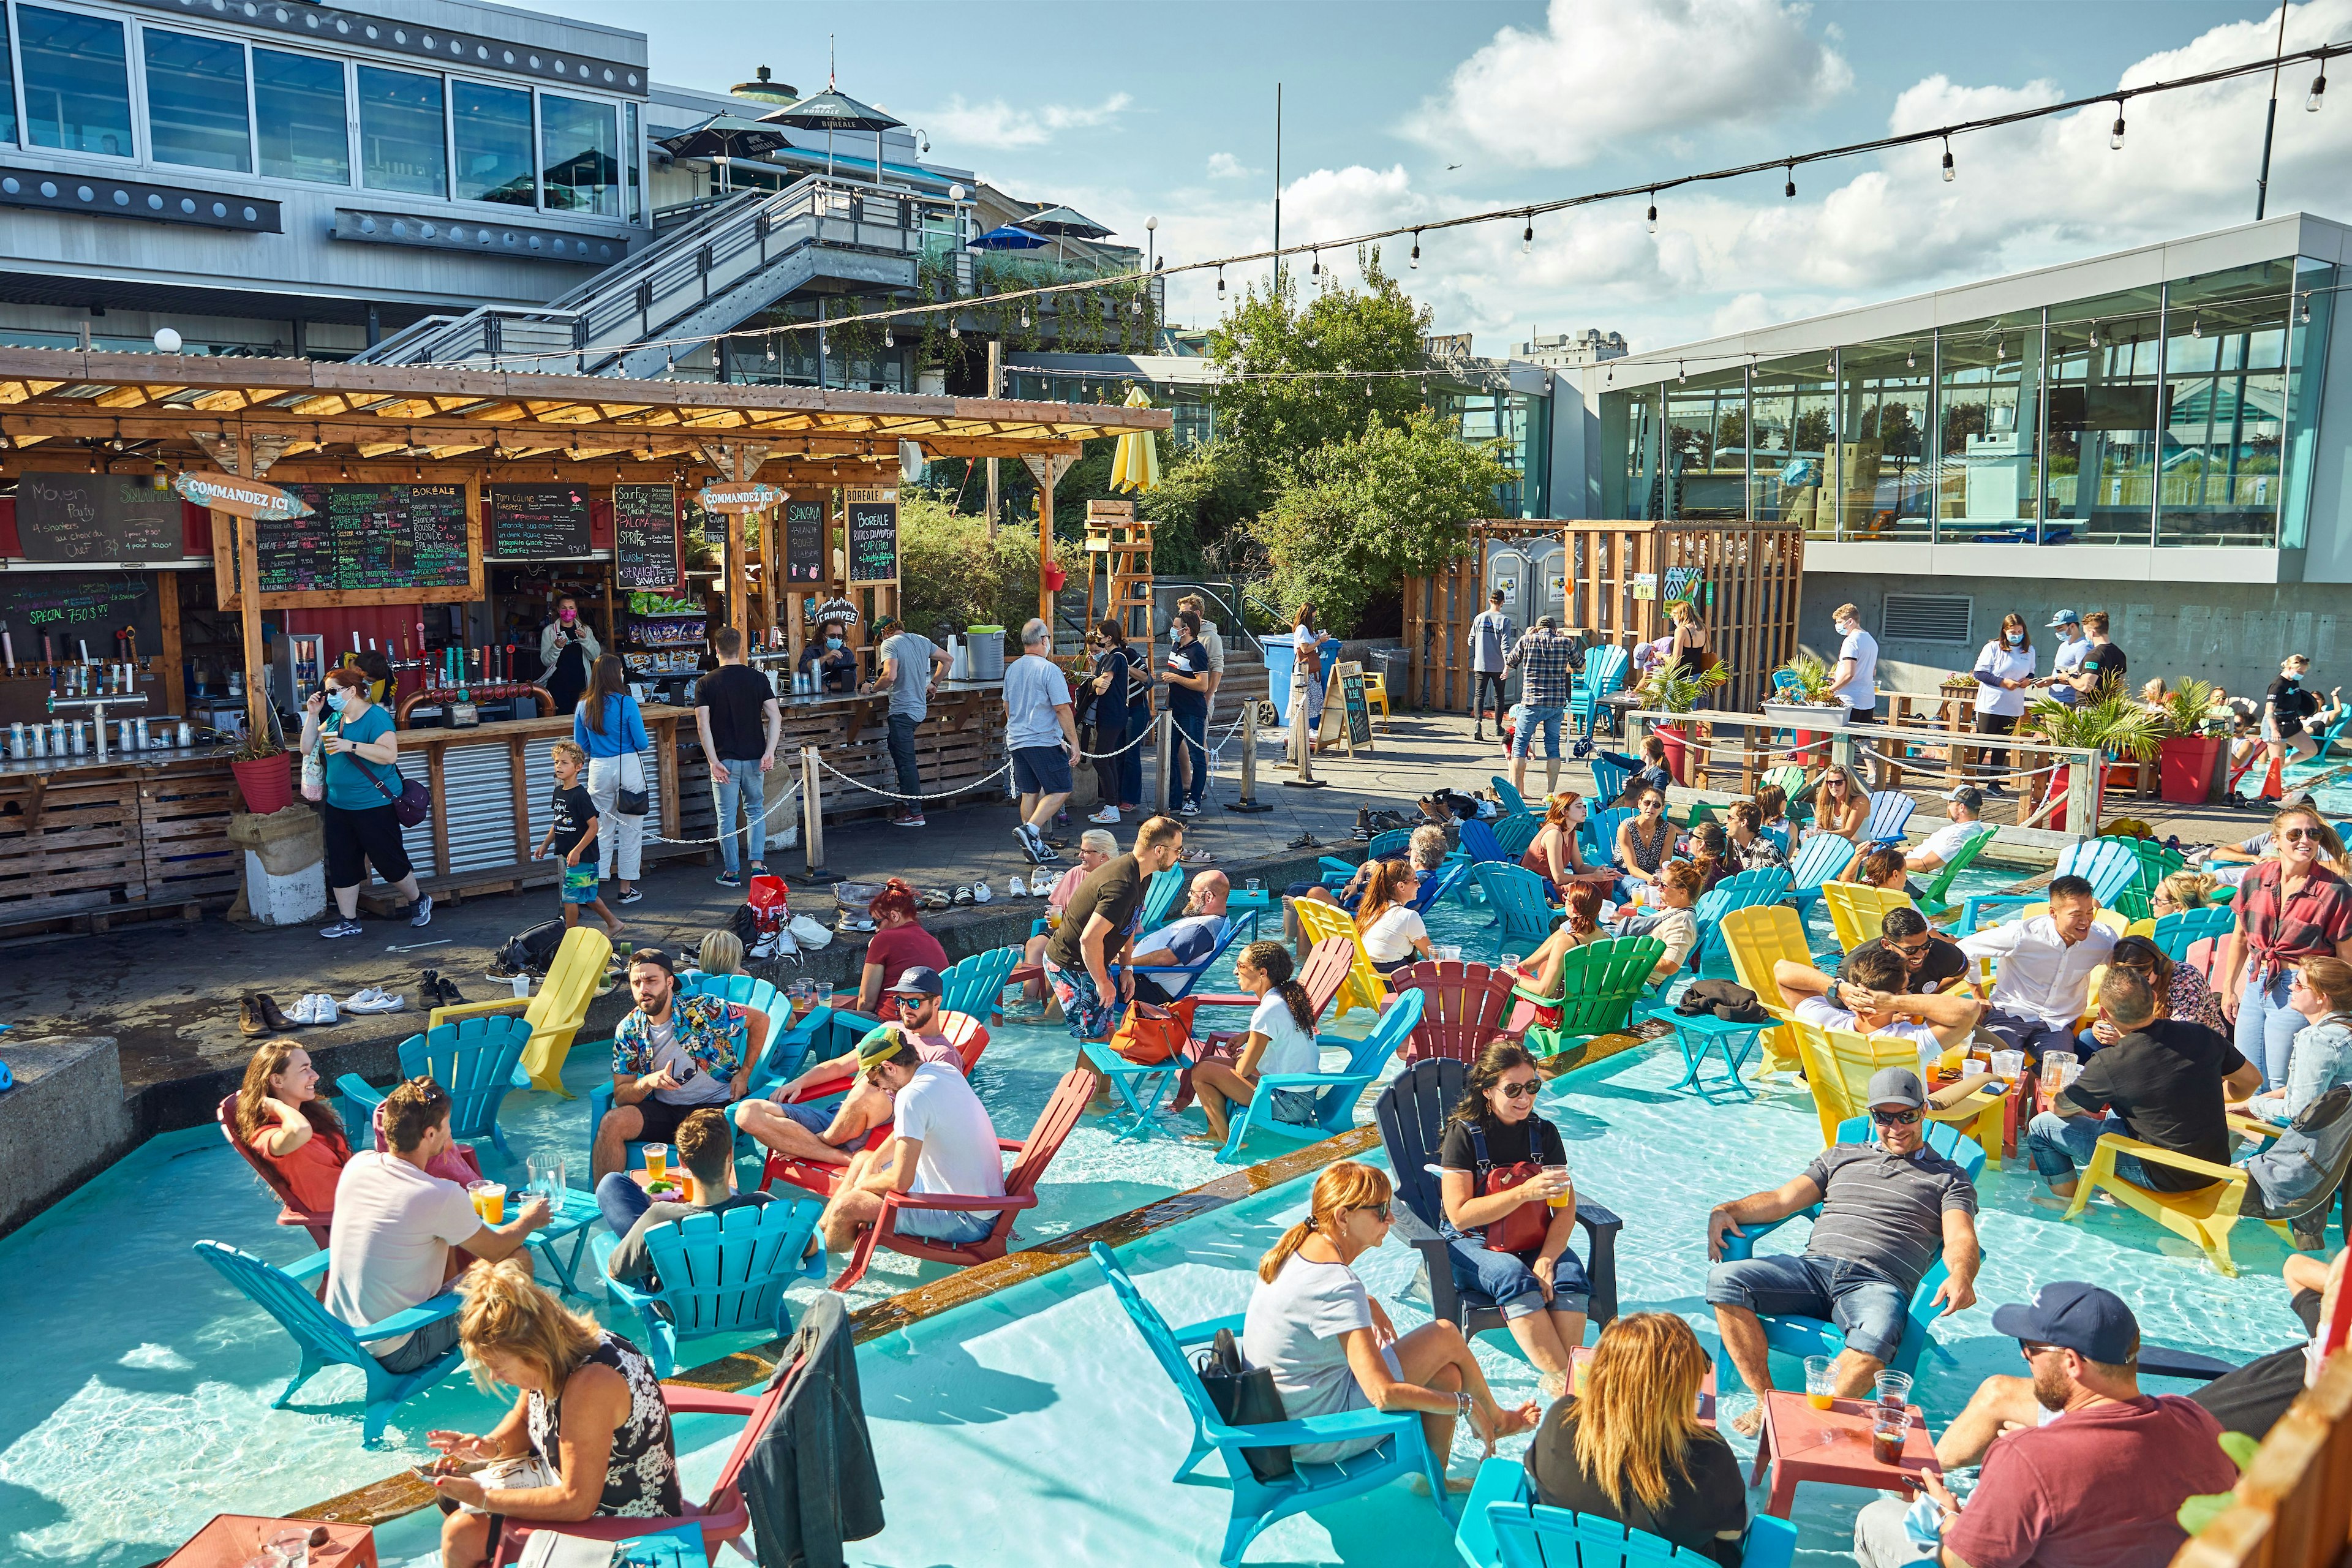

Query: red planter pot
[1655,723,1690,786]
[230,755,293,815]
[2158,735,2225,805]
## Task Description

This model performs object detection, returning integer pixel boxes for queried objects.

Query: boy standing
[541,740,621,935]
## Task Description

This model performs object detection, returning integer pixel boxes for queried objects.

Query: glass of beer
[644,1144,669,1183]
[1871,1403,1912,1465]
[1543,1163,1572,1210]
[1803,1355,1836,1411]
[1989,1049,2024,1085]
[2040,1050,2077,1094]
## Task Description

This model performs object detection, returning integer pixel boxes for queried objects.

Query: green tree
[894,495,1042,639]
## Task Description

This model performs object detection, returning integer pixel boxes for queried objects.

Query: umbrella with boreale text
[656,113,789,194]
[758,83,902,184]
[967,225,1052,251]
[1109,385,1161,495]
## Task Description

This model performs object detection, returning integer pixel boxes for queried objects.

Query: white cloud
[919,91,1132,151]
[1408,0,1852,169]
[1205,151,1251,179]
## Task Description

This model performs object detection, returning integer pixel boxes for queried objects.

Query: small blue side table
[523,1185,604,1298]
[1665,1012,1768,1101]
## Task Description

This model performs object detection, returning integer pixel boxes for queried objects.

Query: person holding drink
[592,950,761,1182]
[1436,1041,1591,1396]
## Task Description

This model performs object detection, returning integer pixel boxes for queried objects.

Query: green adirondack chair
[1916,826,1996,918]
[1508,935,1665,1058]
[2108,835,2187,923]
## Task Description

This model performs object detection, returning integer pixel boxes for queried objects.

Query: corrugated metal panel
[443,744,524,876]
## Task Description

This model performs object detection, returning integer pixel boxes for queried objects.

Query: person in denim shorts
[1705,1066,1980,1432]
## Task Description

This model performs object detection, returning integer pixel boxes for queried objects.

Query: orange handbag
[1112,998,1197,1065]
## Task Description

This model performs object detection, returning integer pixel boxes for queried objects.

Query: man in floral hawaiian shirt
[592,948,765,1180]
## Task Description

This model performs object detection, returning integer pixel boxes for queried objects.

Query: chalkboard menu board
[783,500,826,585]
[613,484,680,590]
[846,500,897,583]
[0,571,160,655]
[260,484,470,595]
[14,473,185,563]
[489,484,593,558]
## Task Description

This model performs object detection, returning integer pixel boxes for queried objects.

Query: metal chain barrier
[813,755,1015,802]
[643,778,803,847]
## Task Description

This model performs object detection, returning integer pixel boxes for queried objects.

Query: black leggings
[1972,710,2019,778]
[1093,724,1127,808]
[1474,673,1508,724]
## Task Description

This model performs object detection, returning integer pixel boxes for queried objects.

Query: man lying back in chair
[1705,1066,1981,1434]
[1774,944,1985,1051]
[734,967,965,1169]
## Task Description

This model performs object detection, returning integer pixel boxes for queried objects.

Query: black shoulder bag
[337,718,430,827]
[1193,1325,1293,1482]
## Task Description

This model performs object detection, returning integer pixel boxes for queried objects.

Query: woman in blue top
[301,665,430,938]
[571,655,649,905]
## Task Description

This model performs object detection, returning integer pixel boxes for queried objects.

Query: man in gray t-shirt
[1467,589,1517,742]
[863,616,952,829]
[1702,1067,1980,1422]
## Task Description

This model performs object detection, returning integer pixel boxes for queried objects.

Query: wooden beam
[156,568,185,719]
[227,506,266,738]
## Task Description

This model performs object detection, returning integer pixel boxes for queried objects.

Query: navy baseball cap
[1991,1281,2138,1363]
[883,965,943,998]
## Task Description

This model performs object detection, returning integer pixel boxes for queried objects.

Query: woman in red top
[235,1039,350,1213]
[848,878,949,1013]
[2218,805,2352,1090]
[1520,793,1610,902]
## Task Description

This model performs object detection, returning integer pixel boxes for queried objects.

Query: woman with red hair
[844,878,947,1014]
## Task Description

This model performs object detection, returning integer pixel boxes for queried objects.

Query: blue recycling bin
[1265,638,1340,726]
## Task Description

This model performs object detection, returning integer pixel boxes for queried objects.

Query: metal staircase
[352,173,971,377]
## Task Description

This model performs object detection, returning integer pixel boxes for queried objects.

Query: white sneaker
[1088,806,1120,824]
[1009,876,1028,898]
[344,987,404,1014]
[973,881,995,904]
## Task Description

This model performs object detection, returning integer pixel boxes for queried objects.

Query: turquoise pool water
[0,849,2067,1565]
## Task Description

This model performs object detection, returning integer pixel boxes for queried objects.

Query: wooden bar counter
[0,744,244,935]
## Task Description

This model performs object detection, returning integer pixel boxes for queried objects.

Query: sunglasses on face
[2282,827,2322,842]
[2019,1341,2062,1360]
[1872,1107,1922,1126]
[1352,1201,1393,1223]
[1498,1079,1540,1099]
[888,993,929,1012]
[1891,939,1931,959]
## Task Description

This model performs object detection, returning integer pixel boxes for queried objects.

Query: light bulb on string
[1521,212,1534,253]
[1784,163,1796,199]
[1310,249,1320,277]
[1676,360,1686,384]
[2191,312,2202,338]
[1216,267,1226,294]
[883,324,894,348]
[2301,293,2313,325]
[2311,53,2328,111]
[2110,103,2126,149]
[1941,137,1954,183]
[1907,347,1916,369]
[1409,228,1421,269]
[1646,190,1657,234]
[950,322,960,338]
[2087,322,2100,349]
[1019,305,1030,328]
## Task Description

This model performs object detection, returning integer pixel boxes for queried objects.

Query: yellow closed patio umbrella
[1108,383,1161,494]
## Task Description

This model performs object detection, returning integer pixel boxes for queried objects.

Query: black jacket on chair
[743,1293,884,1568]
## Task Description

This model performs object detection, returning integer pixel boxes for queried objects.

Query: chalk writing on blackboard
[14,473,184,563]
[614,485,680,590]
[846,500,897,583]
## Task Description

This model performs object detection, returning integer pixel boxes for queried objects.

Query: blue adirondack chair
[337,1015,533,1158]
[1216,990,1423,1163]
[1572,646,1630,742]
[1139,865,1187,932]
[1959,835,2140,933]
[1716,1115,1983,1385]
[744,1002,868,1101]
[589,1195,827,1377]
[1455,1458,1798,1568]
[1319,828,1416,889]
[1764,823,1791,855]
[1784,832,1855,919]
[1491,812,1541,862]
[1589,756,1632,807]
[1411,859,1472,914]
[1112,918,1250,1005]
[2153,905,2234,963]
[2309,704,2352,762]
[194,1240,463,1445]
[1490,775,1532,816]
[1689,868,1793,975]
[941,945,1022,1022]
[1458,818,1509,864]
[1862,790,1915,846]
[1091,1242,1452,1567]
[1580,806,1632,869]
[1473,863,1556,957]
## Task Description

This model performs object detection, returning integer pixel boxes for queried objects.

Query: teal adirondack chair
[941,945,1021,1022]
[1862,790,1915,845]
[1588,757,1632,807]
[2154,906,2234,962]
[1959,835,2140,933]
[1689,867,1793,975]
[1580,806,1633,869]
[1112,919,1249,1004]
[589,981,785,1173]
[1490,775,1531,815]
[589,1194,827,1377]
[1091,1243,1451,1567]
[1717,1115,1982,1385]
[1784,832,1854,919]
[1491,812,1541,862]
[1456,1458,1798,1568]
[1319,828,1415,888]
[1915,826,1996,918]
[337,1015,533,1158]
[744,1002,867,1101]
[1472,862,1556,957]
[194,1241,463,1445]
[1215,990,1423,1163]
[1139,865,1186,932]
[1572,645,1630,742]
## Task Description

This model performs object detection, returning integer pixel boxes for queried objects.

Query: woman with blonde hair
[1352,859,1433,975]
[423,1259,682,1568]
[2152,870,2218,916]
[1242,1160,1536,1477]
[1525,1313,1746,1565]
[696,928,745,976]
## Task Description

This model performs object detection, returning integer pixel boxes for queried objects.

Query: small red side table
[1750,1390,1940,1520]
[160,1516,376,1568]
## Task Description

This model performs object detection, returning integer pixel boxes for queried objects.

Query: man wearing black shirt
[2067,610,2128,697]
[1837,907,1973,995]
[2026,967,2262,1199]
[1164,611,1213,816]
[695,628,781,888]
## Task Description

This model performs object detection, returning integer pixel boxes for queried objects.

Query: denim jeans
[1172,708,1207,807]
[715,756,766,875]
[1704,1252,1910,1362]
[1511,703,1566,760]
[595,1168,655,1240]
[1121,703,1148,807]
[886,713,921,801]
[2026,1109,2152,1188]
[2236,970,2302,1090]
[1438,1229,1591,1318]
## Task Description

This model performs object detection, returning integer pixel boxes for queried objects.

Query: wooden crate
[140,760,243,903]
[0,770,145,918]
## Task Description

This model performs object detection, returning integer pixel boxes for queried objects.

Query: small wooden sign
[699,481,786,514]
[173,471,310,520]
[1317,660,1374,755]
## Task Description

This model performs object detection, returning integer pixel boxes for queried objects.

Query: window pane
[541,93,617,216]
[0,19,18,145]
[143,27,248,172]
[2161,260,2289,548]
[1934,314,2041,538]
[623,100,641,222]
[1750,355,1836,537]
[2281,257,2334,551]
[452,78,532,205]
[255,48,346,183]
[1665,368,1748,520]
[358,64,444,196]
[2039,286,2161,545]
[1834,342,1931,541]
[18,5,132,157]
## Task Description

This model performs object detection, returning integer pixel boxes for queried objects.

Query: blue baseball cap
[883,965,943,998]
[2048,608,2081,628]
[1990,1281,2138,1363]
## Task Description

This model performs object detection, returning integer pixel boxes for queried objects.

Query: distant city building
[1518,330,1628,369]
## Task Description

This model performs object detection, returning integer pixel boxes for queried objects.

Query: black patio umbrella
[657,113,789,193]
[1023,205,1114,239]
[758,83,903,184]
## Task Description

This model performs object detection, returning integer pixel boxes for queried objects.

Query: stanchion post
[2065,746,2097,837]
[1153,709,1172,814]
[1226,699,1272,812]
[1283,688,1324,789]
[799,745,831,884]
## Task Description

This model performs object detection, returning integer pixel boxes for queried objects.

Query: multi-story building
[1518,328,1626,371]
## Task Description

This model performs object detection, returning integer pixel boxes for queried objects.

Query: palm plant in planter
[2023,679,2160,826]
[2155,677,2226,804]
[1637,662,1733,785]
[1762,654,1841,718]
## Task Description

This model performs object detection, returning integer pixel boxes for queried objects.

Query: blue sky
[575,0,2351,361]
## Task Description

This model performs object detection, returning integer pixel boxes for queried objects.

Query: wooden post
[1036,472,1054,630]
[986,338,1002,541]
[727,508,747,649]
[225,508,266,738]
[156,568,185,719]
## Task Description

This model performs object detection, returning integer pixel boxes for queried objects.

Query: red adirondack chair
[1387,962,1518,1063]
[829,1068,1093,1291]
[1188,936,1357,1029]
[755,1012,990,1199]
[217,1093,336,1247]
[491,1352,804,1567]
[778,1011,989,1104]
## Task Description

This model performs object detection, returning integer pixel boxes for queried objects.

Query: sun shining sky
[572,0,2352,360]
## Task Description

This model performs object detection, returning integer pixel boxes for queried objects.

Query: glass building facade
[1598,255,2333,549]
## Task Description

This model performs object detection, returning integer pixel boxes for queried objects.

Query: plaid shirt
[2237,859,2352,982]
[612,993,749,1082]
[1504,628,1579,706]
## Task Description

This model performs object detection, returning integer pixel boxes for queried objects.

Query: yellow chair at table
[429,925,613,1097]
[2059,1132,2291,1278]
[1291,895,1385,1020]
[1360,669,1391,725]
[1721,904,1815,1077]
[1822,882,1915,954]
[1788,1015,2007,1167]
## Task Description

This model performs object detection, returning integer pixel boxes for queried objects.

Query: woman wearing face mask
[303,665,430,938]
[798,622,856,693]
[1970,612,2035,796]
[538,596,601,714]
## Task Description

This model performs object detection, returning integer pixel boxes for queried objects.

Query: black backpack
[490,919,570,979]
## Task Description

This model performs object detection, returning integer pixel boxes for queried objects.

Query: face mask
[325,690,349,714]
[826,638,843,650]
[560,607,576,622]
[2006,631,2025,646]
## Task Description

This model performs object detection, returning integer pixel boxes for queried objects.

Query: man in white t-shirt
[1781,944,1984,1054]
[1907,786,1989,873]
[818,1025,1005,1253]
[326,1078,549,1371]
[1829,603,1879,722]
[1005,618,1077,865]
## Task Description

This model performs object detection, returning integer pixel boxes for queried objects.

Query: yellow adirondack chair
[2059,1133,2290,1277]
[430,926,613,1096]
[1823,883,1915,954]
[1787,1015,2006,1166]
[1721,904,1814,1077]
[1291,896,1385,1020]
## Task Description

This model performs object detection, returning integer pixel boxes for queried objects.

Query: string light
[1019,305,1030,328]
[2191,312,2203,338]
[2087,322,2099,349]
[1521,212,1534,253]
[1310,249,1321,277]
[883,325,894,348]
[1906,347,1916,369]
[2301,293,2313,324]
[1676,360,1686,383]
[1646,190,1657,234]
[1941,137,1955,182]
[1409,228,1421,269]
[1784,162,1796,199]
[2110,101,2126,149]
[2311,51,2329,111]
[1216,266,1226,294]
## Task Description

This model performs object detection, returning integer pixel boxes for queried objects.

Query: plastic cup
[1874,1369,1913,1409]
[1989,1049,2024,1084]
[267,1529,309,1568]
[1436,944,1464,962]
[1245,878,1264,893]
[476,1182,505,1224]
[1804,1354,1836,1410]
[538,1158,566,1206]
[1543,1163,1572,1210]
[1871,1403,1912,1465]
[511,974,531,999]
[644,1144,668,1183]
[2041,1050,2078,1091]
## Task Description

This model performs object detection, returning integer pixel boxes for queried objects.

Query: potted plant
[1761,654,1843,726]
[1637,662,1732,785]
[2022,680,2161,827]
[229,730,294,816]
[2156,679,2227,804]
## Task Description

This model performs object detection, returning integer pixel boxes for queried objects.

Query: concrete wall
[1803,570,2342,701]
[0,1037,133,1238]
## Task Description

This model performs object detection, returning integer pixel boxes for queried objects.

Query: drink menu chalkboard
[488,484,594,557]
[613,484,680,590]
[846,500,898,582]
[0,572,160,655]
[783,500,826,585]
[261,484,471,594]
[13,473,186,563]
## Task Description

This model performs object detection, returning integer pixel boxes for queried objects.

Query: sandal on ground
[1178,848,1214,864]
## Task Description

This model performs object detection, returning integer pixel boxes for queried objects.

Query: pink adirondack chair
[1387,961,1517,1063]
[216,1094,336,1248]
[829,1068,1093,1291]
